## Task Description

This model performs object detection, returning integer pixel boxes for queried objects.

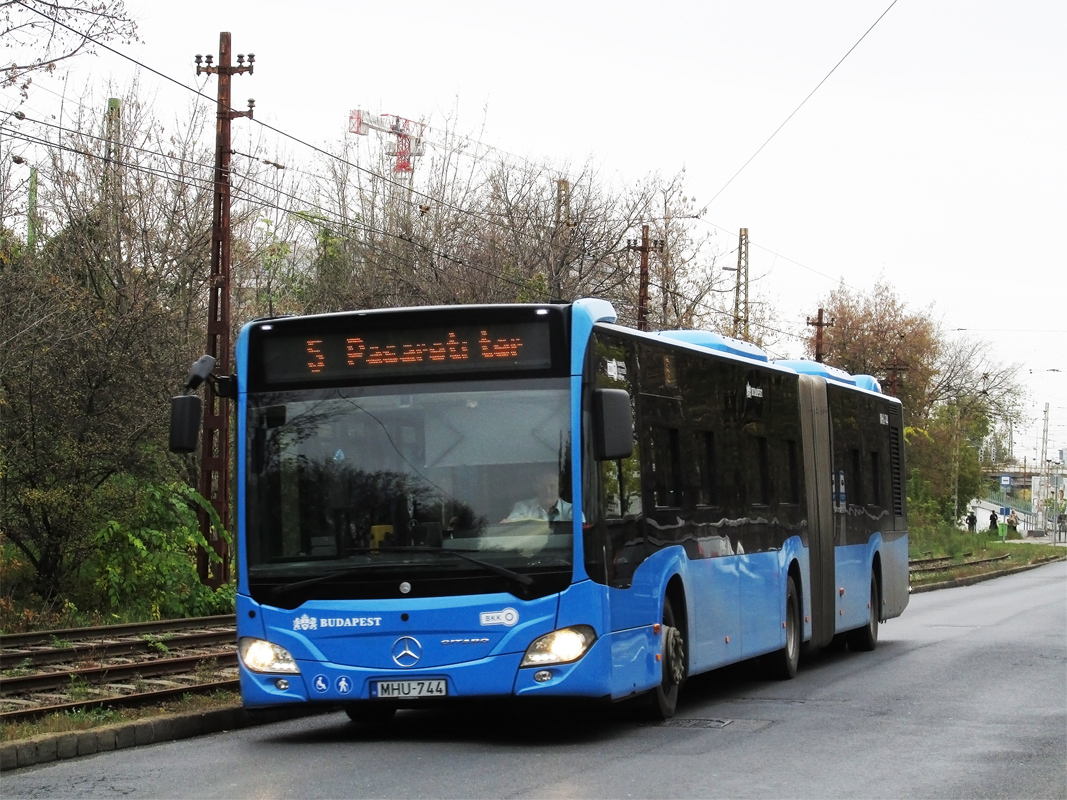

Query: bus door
[798,375,835,649]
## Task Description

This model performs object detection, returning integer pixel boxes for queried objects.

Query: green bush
[74,483,234,620]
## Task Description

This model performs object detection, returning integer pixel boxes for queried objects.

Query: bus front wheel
[643,596,685,720]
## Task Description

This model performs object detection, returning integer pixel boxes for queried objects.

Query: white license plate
[372,679,448,698]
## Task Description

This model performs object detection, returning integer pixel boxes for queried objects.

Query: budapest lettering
[293,614,382,631]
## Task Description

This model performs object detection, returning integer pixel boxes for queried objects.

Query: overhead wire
[9,0,662,255]
[4,116,797,344]
[0,129,209,198]
[6,0,856,347]
[1,113,555,298]
[695,0,899,217]
[3,106,543,292]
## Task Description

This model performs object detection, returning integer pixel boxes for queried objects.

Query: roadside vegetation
[908,523,1064,587]
[0,690,240,743]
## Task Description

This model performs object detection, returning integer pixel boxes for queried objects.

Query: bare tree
[639,171,726,331]
[2,0,138,96]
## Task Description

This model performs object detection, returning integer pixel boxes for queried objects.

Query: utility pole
[103,98,122,280]
[951,404,961,523]
[26,165,37,251]
[1040,402,1051,535]
[882,361,908,397]
[550,178,573,302]
[628,224,663,331]
[724,228,749,339]
[193,33,255,588]
[555,178,571,230]
[104,98,121,174]
[806,307,834,363]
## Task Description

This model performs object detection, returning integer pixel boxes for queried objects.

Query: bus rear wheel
[764,575,800,679]
[847,572,880,652]
[642,596,685,720]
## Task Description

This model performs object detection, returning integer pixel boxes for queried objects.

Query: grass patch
[1,658,35,678]
[142,632,174,656]
[0,689,241,743]
[909,524,1064,586]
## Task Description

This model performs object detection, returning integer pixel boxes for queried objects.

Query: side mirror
[184,354,217,391]
[169,394,203,453]
[593,388,633,461]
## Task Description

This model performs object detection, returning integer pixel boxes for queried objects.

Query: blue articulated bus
[171,298,909,720]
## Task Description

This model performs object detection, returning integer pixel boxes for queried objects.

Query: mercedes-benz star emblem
[392,636,422,667]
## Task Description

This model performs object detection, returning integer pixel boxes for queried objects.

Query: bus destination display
[259,321,554,384]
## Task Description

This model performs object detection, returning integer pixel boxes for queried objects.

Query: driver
[502,470,573,522]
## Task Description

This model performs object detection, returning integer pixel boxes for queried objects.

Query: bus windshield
[244,379,574,602]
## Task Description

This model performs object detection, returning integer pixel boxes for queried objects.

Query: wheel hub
[664,626,685,686]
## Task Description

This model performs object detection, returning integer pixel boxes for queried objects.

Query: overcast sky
[5,0,1065,460]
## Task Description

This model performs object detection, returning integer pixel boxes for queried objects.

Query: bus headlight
[520,625,596,667]
[238,637,301,674]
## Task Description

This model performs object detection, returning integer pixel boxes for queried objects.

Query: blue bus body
[228,299,908,717]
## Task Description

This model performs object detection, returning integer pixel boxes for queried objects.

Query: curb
[1,704,328,772]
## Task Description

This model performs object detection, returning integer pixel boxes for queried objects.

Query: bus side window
[603,459,623,519]
[602,457,642,519]
[870,450,882,508]
[691,430,719,508]
[650,426,682,508]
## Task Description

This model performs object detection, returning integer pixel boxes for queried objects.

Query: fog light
[534,670,552,683]
[275,678,290,691]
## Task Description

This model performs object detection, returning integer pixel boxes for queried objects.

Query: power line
[8,110,216,172]
[0,128,215,200]
[9,1,676,266]
[5,117,803,343]
[2,119,555,298]
[6,4,809,341]
[696,0,899,215]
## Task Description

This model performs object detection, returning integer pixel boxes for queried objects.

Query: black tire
[642,596,685,720]
[765,575,800,679]
[847,572,880,652]
[345,703,397,725]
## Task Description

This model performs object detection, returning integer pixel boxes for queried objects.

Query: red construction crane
[349,109,426,173]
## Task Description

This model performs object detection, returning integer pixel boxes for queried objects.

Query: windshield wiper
[267,546,534,601]
[353,546,535,589]
[269,562,386,600]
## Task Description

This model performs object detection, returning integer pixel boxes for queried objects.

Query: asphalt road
[4,562,1065,799]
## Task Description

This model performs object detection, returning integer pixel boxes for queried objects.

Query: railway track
[908,553,1010,575]
[0,616,238,724]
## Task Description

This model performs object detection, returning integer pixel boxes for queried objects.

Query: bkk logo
[479,607,519,627]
